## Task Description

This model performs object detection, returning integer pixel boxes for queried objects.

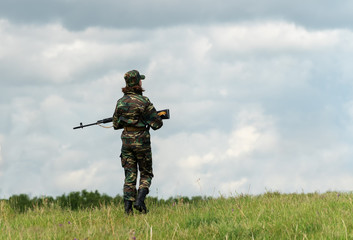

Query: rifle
[73,109,170,130]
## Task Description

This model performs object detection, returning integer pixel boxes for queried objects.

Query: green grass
[1,192,353,239]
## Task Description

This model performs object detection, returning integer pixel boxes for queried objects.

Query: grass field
[1,191,352,239]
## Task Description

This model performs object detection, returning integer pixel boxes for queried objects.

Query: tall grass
[1,191,352,239]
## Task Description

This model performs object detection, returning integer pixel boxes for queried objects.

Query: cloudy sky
[1,0,353,199]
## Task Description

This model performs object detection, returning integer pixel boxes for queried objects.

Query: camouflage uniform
[113,70,163,202]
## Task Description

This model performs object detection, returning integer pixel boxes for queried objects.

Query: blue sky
[1,0,353,198]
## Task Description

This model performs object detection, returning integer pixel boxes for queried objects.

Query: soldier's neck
[126,90,143,95]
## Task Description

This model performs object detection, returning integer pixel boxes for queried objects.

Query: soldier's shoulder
[141,95,151,103]
[116,95,126,103]
[131,94,151,104]
[116,95,130,106]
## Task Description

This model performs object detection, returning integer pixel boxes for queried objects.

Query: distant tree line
[1,190,211,213]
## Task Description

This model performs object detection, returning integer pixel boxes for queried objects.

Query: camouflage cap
[124,70,145,87]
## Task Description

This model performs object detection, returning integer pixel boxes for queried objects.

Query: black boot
[134,188,149,213]
[124,200,133,215]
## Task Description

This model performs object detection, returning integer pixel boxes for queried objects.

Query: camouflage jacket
[113,91,163,131]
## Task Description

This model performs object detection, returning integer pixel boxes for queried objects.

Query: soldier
[113,70,163,215]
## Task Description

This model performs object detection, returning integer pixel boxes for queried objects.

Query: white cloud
[219,178,248,195]
[152,103,353,197]
[0,21,144,84]
[1,19,353,198]
[1,0,353,30]
[2,20,352,91]
[152,107,279,197]
[0,135,3,177]
[210,22,341,53]
[53,159,121,193]
[226,126,260,157]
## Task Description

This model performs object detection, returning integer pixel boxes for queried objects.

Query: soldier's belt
[124,126,147,132]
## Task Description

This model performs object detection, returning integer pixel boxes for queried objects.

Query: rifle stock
[73,109,169,130]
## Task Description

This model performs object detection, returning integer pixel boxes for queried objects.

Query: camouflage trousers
[120,130,153,201]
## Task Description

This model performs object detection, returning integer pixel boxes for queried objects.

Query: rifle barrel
[73,122,100,129]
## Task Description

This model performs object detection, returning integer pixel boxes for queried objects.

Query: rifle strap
[98,124,113,129]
